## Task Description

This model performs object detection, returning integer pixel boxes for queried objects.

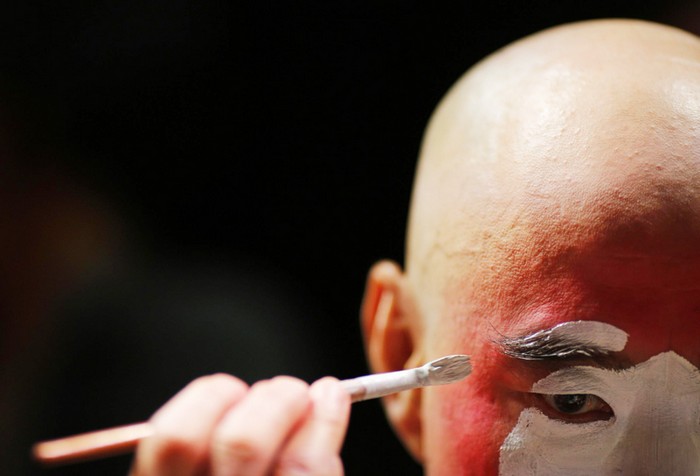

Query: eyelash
[536,393,614,422]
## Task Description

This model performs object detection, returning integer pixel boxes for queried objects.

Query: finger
[275,377,351,476]
[131,374,248,476]
[211,376,311,476]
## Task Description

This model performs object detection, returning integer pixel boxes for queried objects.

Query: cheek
[423,293,525,473]
[423,360,522,475]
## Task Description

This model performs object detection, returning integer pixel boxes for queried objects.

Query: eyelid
[496,349,629,395]
[532,366,608,395]
[496,355,577,392]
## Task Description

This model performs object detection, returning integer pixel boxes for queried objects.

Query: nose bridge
[609,354,700,474]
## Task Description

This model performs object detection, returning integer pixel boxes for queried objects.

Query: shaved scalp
[405,19,700,336]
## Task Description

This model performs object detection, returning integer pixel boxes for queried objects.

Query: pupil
[553,394,587,413]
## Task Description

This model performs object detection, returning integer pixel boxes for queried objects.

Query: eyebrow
[496,320,629,361]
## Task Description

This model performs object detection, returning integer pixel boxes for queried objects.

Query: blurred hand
[129,375,351,476]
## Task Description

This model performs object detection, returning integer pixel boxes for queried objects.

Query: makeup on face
[493,320,632,395]
[498,320,628,361]
[497,321,700,475]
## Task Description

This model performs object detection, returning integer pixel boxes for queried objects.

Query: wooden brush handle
[32,355,470,467]
[32,422,154,466]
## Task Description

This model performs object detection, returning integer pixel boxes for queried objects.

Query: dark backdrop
[2,2,697,475]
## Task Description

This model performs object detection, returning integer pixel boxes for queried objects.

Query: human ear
[361,260,424,461]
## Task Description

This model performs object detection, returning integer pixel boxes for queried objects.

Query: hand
[129,374,351,476]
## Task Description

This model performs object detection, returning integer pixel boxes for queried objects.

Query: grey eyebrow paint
[499,320,628,360]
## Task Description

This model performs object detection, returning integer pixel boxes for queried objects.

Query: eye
[538,393,613,422]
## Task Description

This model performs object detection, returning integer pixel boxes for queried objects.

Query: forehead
[410,66,700,300]
[425,136,700,361]
[439,200,700,365]
[411,34,700,364]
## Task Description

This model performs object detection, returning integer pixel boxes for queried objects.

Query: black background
[3,1,698,475]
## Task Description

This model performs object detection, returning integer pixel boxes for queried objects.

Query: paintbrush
[33,354,471,467]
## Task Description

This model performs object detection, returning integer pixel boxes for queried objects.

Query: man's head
[362,19,700,474]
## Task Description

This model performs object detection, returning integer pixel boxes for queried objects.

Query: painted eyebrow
[496,320,629,361]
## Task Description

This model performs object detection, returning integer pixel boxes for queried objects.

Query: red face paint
[416,224,700,475]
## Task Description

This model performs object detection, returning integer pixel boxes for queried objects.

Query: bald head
[364,21,700,472]
[406,19,700,326]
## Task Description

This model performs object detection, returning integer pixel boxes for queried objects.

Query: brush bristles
[426,354,472,385]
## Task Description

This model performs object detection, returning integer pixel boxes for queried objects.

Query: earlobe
[361,260,424,462]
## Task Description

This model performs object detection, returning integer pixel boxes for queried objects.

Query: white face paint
[544,320,628,353]
[499,351,700,475]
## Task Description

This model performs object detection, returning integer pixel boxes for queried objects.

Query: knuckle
[191,373,247,394]
[269,375,304,385]
[276,454,314,475]
[213,434,264,469]
[249,378,272,391]
[271,376,310,393]
[253,376,310,397]
[316,409,347,427]
[152,373,248,428]
[314,376,340,385]
[275,454,344,476]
